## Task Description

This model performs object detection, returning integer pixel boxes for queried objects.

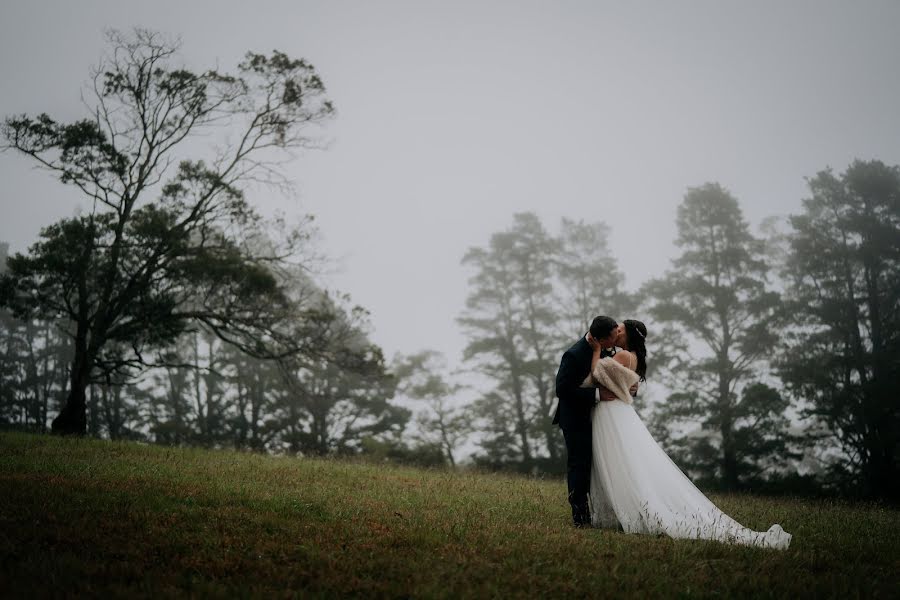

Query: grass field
[1,432,898,598]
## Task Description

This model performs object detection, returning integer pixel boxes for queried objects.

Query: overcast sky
[2,1,900,377]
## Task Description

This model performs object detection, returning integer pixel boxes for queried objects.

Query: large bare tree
[0,29,335,434]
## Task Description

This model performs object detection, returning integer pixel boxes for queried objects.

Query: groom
[553,315,620,528]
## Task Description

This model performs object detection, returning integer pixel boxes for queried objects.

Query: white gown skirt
[589,400,792,550]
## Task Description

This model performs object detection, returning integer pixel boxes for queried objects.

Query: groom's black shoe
[572,509,591,528]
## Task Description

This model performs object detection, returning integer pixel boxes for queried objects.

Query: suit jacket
[554,335,606,430]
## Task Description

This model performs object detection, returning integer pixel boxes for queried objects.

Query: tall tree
[393,350,471,467]
[149,365,195,445]
[0,243,73,432]
[0,307,28,428]
[557,218,630,335]
[459,215,537,469]
[145,336,200,445]
[507,214,564,466]
[781,160,900,499]
[277,346,406,456]
[20,319,72,432]
[552,217,632,466]
[228,348,283,451]
[0,29,335,434]
[92,377,145,441]
[644,183,792,489]
[276,294,407,456]
[189,331,228,446]
[459,213,631,472]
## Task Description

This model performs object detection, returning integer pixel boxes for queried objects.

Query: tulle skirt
[589,400,792,550]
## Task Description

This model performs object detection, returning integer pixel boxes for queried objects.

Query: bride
[584,319,792,550]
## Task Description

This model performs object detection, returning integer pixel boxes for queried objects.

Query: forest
[1,30,898,502]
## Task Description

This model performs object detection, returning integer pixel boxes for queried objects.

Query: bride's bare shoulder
[612,350,636,369]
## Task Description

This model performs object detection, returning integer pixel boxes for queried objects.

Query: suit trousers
[561,423,592,526]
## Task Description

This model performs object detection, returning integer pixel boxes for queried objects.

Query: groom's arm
[555,350,599,407]
[556,352,638,405]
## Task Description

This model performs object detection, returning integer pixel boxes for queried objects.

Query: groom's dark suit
[554,335,612,527]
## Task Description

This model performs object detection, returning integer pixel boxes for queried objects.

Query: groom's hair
[589,316,617,340]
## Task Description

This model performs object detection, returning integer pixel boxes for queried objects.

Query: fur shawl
[548,355,641,419]
[581,356,640,405]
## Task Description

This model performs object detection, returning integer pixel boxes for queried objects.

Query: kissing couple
[551,316,791,549]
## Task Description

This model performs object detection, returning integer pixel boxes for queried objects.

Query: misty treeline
[0,29,447,466]
[457,169,900,500]
[1,31,898,500]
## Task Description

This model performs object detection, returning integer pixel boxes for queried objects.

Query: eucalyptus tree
[393,350,471,467]
[507,214,565,465]
[189,331,228,446]
[91,377,145,441]
[144,335,201,445]
[781,160,900,499]
[0,241,72,431]
[0,29,335,434]
[644,183,792,489]
[0,306,28,428]
[18,319,72,432]
[279,349,405,456]
[458,217,536,469]
[148,365,195,445]
[275,292,407,456]
[557,218,630,335]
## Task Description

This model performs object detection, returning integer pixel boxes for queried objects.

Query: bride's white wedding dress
[584,355,792,550]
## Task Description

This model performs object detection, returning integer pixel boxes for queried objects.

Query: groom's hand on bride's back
[597,383,639,401]
[597,387,617,402]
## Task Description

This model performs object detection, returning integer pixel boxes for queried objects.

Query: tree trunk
[52,307,93,436]
[716,353,740,490]
[536,379,558,463]
[510,373,532,467]
[87,384,101,436]
[438,415,456,467]
[51,379,88,435]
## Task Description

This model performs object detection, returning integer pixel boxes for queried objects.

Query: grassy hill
[1,432,897,598]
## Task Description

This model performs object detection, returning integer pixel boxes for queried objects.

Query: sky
[2,0,900,386]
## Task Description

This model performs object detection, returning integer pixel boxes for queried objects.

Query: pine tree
[645,183,793,489]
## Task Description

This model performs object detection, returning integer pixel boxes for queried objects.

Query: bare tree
[0,29,335,434]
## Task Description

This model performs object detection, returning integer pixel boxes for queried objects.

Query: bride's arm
[590,345,602,374]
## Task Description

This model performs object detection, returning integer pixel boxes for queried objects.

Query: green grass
[1,432,897,598]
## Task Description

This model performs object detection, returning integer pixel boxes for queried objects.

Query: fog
[3,0,900,376]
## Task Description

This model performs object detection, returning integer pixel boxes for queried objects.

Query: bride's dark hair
[623,319,648,382]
